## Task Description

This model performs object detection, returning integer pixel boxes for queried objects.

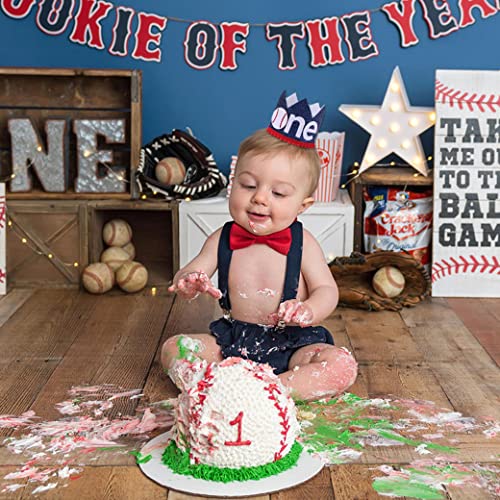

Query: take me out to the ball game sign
[432,69,500,297]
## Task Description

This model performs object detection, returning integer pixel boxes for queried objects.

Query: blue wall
[0,1,499,178]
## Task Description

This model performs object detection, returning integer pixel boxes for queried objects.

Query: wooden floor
[0,288,498,499]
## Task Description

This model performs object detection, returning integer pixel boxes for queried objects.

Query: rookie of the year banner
[432,69,500,298]
[1,0,499,68]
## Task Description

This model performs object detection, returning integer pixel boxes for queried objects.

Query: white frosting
[172,357,299,468]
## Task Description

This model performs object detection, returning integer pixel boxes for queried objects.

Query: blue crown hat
[266,91,326,148]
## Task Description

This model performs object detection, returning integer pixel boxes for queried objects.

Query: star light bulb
[409,117,419,127]
[370,115,381,125]
[390,122,400,133]
[390,103,400,112]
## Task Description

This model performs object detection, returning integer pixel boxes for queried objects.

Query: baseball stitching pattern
[263,382,290,461]
[432,255,500,283]
[435,80,500,112]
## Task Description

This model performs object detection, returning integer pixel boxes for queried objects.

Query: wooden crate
[0,67,142,199]
[349,167,433,252]
[6,200,89,288]
[89,200,179,288]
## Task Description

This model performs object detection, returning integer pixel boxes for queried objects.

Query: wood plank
[168,492,268,500]
[329,464,387,499]
[28,291,174,421]
[358,362,452,407]
[15,466,167,499]
[0,290,95,417]
[143,293,221,403]
[401,299,500,419]
[0,288,35,327]
[270,466,333,499]
[447,297,500,365]
[446,483,494,500]
[342,308,424,364]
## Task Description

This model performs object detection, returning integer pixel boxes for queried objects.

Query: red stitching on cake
[263,383,290,461]
[188,363,216,460]
[432,255,500,282]
[435,80,500,112]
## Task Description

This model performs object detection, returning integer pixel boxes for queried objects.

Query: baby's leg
[161,333,223,371]
[278,343,357,401]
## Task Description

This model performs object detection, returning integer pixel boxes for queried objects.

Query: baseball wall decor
[339,67,435,176]
[0,183,6,295]
[432,69,500,297]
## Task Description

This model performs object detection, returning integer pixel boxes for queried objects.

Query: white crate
[179,190,354,272]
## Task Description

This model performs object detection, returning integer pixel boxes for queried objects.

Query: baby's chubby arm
[278,230,338,326]
[168,228,222,300]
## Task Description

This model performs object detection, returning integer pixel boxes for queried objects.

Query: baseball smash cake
[162,357,302,482]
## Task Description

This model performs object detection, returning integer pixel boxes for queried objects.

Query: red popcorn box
[314,131,345,202]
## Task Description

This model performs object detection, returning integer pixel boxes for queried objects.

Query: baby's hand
[277,300,313,328]
[168,271,222,300]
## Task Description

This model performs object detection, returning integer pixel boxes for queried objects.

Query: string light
[151,287,157,296]
[7,218,81,268]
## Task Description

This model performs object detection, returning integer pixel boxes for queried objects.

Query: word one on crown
[269,92,325,147]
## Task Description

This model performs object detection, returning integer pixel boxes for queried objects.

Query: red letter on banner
[1,0,36,18]
[305,17,344,67]
[219,22,249,70]
[457,0,497,27]
[381,0,420,47]
[69,0,112,48]
[132,12,167,62]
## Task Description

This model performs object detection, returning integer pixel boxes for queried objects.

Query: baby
[162,92,357,400]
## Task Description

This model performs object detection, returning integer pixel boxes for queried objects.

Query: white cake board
[138,432,324,497]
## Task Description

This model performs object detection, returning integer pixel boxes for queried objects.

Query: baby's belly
[226,249,306,324]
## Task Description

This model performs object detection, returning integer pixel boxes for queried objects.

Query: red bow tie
[229,223,292,255]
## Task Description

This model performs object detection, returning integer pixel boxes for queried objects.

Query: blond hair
[236,129,320,196]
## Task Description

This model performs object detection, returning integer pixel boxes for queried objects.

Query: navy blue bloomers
[210,220,334,375]
[210,317,333,375]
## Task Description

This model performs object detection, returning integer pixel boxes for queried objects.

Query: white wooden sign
[432,70,500,297]
[0,183,6,295]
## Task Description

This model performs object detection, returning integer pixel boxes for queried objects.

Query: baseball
[82,262,115,294]
[155,157,186,185]
[372,266,406,298]
[100,246,130,271]
[116,261,148,293]
[102,219,132,247]
[121,241,136,260]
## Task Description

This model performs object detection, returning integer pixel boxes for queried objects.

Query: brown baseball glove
[329,251,431,311]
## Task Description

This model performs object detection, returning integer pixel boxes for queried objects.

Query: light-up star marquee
[339,66,436,176]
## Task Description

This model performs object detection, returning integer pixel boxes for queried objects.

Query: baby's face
[229,151,313,235]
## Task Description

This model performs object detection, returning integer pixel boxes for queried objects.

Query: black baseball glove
[136,129,227,200]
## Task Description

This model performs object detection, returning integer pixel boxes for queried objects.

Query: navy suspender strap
[216,220,303,313]
[217,221,233,311]
[281,220,303,302]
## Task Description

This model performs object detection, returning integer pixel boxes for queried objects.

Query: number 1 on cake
[224,411,251,446]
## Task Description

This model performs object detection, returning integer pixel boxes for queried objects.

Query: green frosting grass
[162,441,303,483]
